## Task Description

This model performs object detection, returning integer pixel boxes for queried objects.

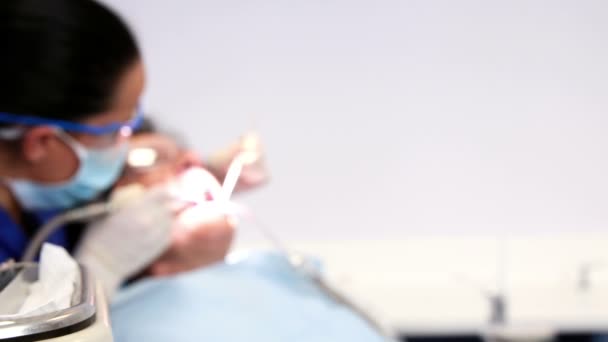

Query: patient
[109,122,392,342]
[116,119,266,276]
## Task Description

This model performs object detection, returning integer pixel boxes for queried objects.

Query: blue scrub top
[0,207,69,262]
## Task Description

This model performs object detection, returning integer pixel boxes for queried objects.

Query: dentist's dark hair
[0,0,140,122]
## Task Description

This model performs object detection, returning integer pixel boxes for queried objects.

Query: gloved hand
[206,132,269,193]
[74,185,175,299]
[147,168,239,277]
[148,214,237,277]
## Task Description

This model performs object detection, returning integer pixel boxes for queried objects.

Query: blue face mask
[6,131,129,210]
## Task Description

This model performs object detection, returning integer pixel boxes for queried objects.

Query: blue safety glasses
[0,105,144,142]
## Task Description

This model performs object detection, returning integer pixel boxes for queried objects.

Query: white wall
[103,0,608,241]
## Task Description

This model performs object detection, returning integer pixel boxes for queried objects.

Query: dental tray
[0,263,97,341]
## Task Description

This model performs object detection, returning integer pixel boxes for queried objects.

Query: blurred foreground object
[0,244,113,341]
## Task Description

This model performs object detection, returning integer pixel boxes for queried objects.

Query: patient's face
[115,133,235,267]
[116,133,203,188]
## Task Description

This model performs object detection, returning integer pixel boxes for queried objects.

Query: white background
[102,0,608,241]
